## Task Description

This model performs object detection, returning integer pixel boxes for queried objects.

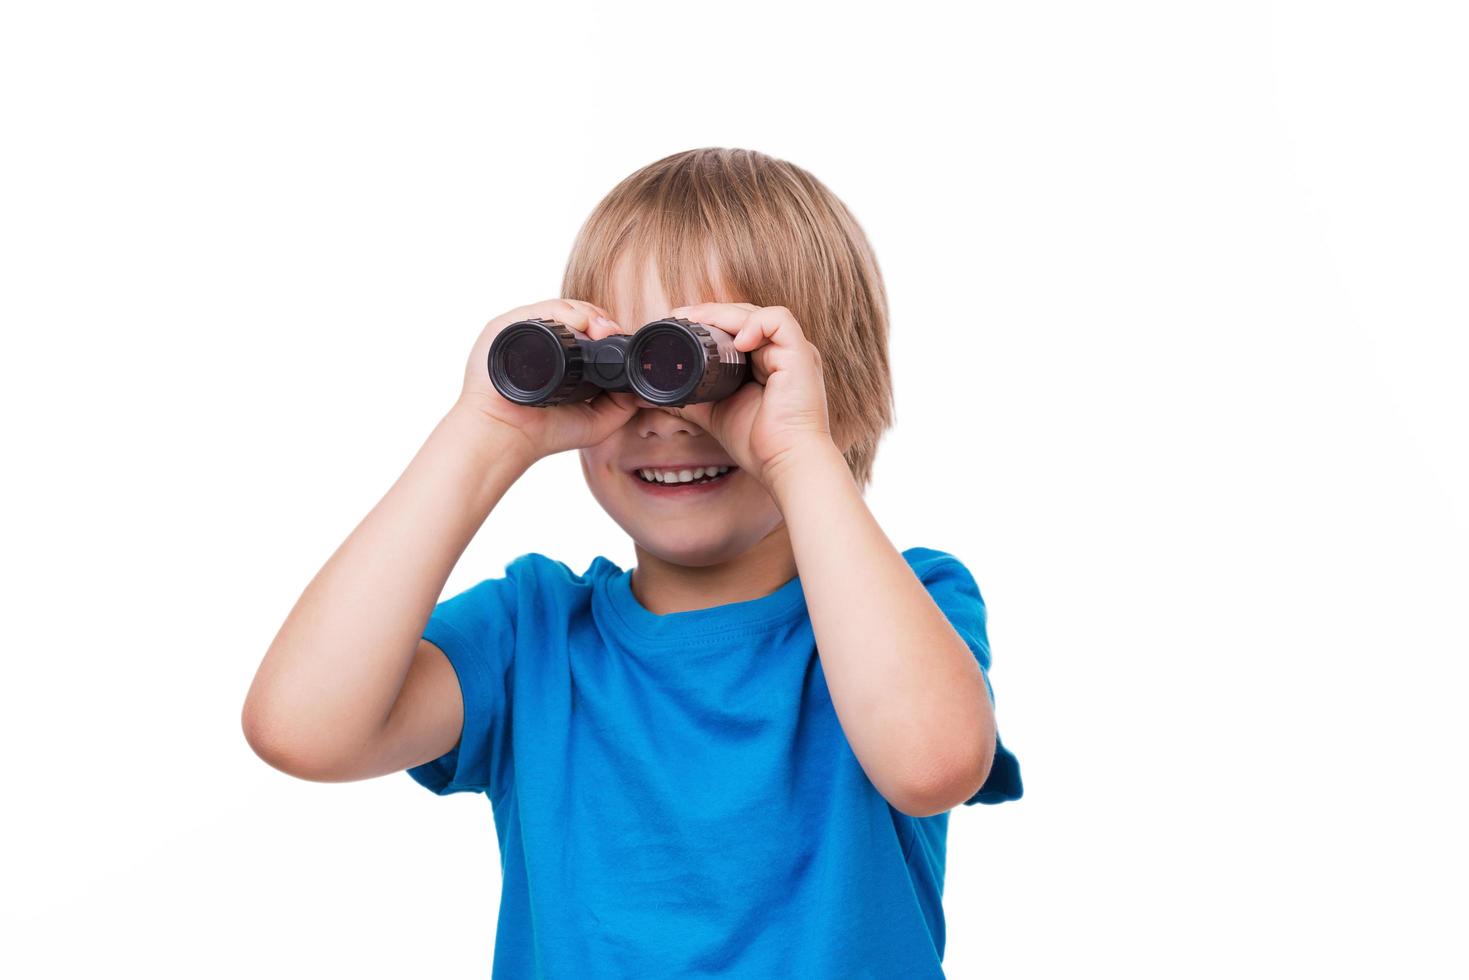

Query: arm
[659,300,998,819]
[771,443,998,818]
[241,401,535,782]
[243,298,635,783]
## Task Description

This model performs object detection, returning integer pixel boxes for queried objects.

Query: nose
[635,400,700,437]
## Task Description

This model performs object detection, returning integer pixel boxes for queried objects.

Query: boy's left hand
[656,302,837,493]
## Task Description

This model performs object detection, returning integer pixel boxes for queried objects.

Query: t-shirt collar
[597,559,808,642]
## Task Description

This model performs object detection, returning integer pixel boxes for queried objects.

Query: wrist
[765,437,850,505]
[444,397,540,473]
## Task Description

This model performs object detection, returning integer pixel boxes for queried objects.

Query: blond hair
[561,147,895,491]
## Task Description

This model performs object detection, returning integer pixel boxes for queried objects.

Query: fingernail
[594,316,617,329]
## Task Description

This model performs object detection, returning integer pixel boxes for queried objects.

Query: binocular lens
[487,316,748,407]
[638,331,697,393]
[501,331,558,392]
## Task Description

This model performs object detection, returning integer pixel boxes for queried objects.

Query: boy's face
[577,258,785,567]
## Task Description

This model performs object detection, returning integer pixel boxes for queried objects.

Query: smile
[628,464,738,495]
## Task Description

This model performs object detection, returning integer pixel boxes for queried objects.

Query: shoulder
[493,552,627,597]
[904,546,992,664]
[434,552,615,629]
[438,552,590,603]
[901,546,977,584]
[902,546,988,616]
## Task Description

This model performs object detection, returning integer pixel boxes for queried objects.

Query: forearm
[243,400,535,772]
[771,445,996,815]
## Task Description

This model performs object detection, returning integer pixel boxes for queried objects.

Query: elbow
[241,697,299,776]
[241,696,345,782]
[891,728,998,818]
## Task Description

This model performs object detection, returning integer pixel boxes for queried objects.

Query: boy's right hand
[454,299,640,462]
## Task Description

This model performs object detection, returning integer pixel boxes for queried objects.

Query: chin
[633,513,785,568]
[633,530,750,568]
[582,466,783,566]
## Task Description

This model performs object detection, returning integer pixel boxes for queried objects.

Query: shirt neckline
[595,557,809,642]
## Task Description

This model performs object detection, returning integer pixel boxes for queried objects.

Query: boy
[243,147,1022,977]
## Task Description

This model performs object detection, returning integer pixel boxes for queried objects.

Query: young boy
[243,147,1022,978]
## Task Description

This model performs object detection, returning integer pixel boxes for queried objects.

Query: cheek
[577,450,610,490]
[579,445,616,471]
[581,450,635,502]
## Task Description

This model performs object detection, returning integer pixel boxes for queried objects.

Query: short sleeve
[908,547,1024,806]
[406,563,521,802]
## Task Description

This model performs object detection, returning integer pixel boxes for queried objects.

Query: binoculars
[488,316,749,407]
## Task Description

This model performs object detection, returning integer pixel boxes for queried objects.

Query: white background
[3,2,1465,977]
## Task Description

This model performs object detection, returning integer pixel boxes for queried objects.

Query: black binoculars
[488,316,749,407]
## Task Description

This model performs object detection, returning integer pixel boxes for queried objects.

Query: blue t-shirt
[407,546,1022,978]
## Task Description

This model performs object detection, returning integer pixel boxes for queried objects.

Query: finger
[672,304,812,362]
[565,389,638,440]
[661,401,716,432]
[633,396,715,432]
[588,315,625,340]
[514,298,618,339]
[729,306,809,352]
[727,308,817,386]
[667,302,759,336]
[592,389,640,424]
[564,298,627,340]
[605,391,641,412]
[562,298,625,340]
[505,298,595,335]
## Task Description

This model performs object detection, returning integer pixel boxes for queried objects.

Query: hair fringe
[562,148,895,490]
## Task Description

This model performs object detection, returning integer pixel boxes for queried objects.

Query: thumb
[663,401,715,431]
[576,391,639,441]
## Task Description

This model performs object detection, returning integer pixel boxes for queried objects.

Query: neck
[629,524,798,615]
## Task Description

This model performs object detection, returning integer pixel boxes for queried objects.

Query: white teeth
[636,465,733,484]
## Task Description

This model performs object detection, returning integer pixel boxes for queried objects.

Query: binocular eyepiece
[488,316,749,407]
